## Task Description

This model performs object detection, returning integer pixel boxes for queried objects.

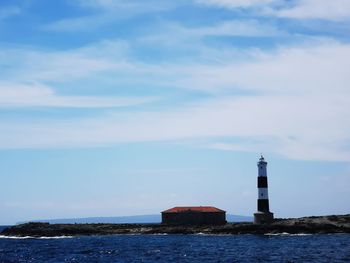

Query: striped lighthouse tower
[254,155,274,224]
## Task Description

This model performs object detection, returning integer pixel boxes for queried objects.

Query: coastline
[1,214,349,237]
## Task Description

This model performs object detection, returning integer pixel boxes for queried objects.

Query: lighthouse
[254,155,274,224]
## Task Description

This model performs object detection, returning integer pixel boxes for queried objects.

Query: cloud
[73,0,175,10]
[1,90,349,161]
[172,20,285,37]
[1,41,350,161]
[138,19,286,54]
[176,40,350,94]
[0,82,156,108]
[276,0,350,21]
[44,0,184,32]
[1,10,350,161]
[42,14,114,32]
[0,39,158,108]
[209,136,350,162]
[37,0,350,33]
[195,0,276,9]
[196,0,350,21]
[0,40,130,83]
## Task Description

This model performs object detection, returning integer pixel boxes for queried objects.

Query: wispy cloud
[73,0,180,10]
[0,82,156,108]
[42,14,114,32]
[138,19,286,58]
[195,0,277,9]
[0,40,157,108]
[1,1,349,161]
[176,40,350,93]
[196,0,350,21]
[0,40,130,83]
[276,0,350,21]
[1,40,349,161]
[44,0,184,32]
[167,20,285,38]
[1,92,349,161]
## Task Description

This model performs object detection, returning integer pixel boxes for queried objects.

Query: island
[1,214,350,237]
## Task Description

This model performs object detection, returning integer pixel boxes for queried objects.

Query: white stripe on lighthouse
[258,165,267,177]
[258,188,269,199]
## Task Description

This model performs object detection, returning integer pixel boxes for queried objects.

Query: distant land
[17,214,253,225]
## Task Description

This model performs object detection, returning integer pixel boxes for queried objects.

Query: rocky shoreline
[1,215,350,237]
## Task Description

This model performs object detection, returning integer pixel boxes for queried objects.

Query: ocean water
[0,231,349,262]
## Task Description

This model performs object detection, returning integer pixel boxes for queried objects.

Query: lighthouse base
[254,212,274,224]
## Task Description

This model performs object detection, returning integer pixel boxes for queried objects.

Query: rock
[1,214,350,237]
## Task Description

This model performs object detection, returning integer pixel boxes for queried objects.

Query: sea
[0,226,349,262]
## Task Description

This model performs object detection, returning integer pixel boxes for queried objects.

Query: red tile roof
[162,206,225,213]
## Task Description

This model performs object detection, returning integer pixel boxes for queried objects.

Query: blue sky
[0,0,350,224]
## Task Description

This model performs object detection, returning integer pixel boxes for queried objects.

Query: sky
[0,0,350,225]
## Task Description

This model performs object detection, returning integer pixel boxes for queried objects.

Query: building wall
[162,212,226,225]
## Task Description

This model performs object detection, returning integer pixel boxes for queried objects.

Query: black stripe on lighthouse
[258,177,268,188]
[258,199,270,212]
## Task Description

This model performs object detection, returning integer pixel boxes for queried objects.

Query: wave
[0,235,73,239]
[264,232,312,236]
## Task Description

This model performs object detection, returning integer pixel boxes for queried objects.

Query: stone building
[161,206,226,225]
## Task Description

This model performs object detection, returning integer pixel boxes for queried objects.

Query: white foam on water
[264,233,312,236]
[0,235,33,239]
[38,236,73,239]
[0,235,73,239]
